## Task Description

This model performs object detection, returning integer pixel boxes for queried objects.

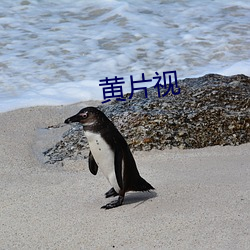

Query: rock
[43,74,250,164]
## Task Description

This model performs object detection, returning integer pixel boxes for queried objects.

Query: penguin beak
[64,114,81,124]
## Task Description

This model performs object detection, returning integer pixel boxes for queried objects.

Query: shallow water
[0,0,249,112]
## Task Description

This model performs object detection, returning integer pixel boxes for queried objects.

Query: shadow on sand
[123,190,157,208]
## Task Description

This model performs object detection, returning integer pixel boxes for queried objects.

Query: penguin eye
[79,112,88,119]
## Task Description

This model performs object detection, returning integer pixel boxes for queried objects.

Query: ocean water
[0,0,249,112]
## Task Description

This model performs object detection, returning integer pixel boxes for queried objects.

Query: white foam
[0,0,249,112]
[218,60,250,76]
[0,80,103,112]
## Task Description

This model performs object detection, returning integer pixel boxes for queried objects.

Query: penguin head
[65,107,109,129]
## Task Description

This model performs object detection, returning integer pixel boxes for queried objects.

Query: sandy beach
[0,102,249,249]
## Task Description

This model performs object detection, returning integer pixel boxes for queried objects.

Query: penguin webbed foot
[105,187,118,198]
[101,196,124,209]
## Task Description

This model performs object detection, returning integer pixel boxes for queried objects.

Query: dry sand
[0,102,249,249]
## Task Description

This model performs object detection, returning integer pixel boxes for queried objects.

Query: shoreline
[0,103,249,249]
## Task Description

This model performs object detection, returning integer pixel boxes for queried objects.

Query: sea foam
[0,0,249,112]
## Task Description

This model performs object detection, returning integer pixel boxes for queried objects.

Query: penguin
[65,107,154,209]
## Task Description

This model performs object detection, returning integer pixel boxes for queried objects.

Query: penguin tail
[132,176,154,192]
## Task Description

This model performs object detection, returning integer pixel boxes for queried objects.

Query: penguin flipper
[88,151,98,175]
[114,146,124,190]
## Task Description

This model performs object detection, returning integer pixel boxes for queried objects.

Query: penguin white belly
[85,131,120,193]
